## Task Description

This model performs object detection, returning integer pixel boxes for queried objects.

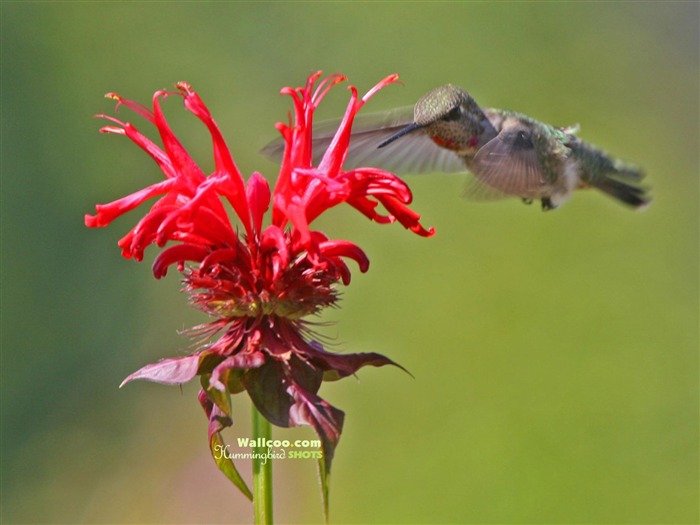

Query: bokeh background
[2,2,698,524]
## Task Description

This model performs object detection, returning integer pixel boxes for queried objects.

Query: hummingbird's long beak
[377,122,423,149]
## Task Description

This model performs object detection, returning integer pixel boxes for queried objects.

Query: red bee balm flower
[85,72,433,499]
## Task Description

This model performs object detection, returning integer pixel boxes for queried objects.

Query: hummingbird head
[413,84,474,125]
[378,84,487,151]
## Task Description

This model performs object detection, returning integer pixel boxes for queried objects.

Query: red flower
[85,72,433,496]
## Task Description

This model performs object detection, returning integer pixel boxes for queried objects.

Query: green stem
[252,406,273,524]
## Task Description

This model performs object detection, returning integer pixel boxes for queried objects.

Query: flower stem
[252,406,273,524]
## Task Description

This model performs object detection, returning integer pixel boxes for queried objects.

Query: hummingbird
[262,84,651,211]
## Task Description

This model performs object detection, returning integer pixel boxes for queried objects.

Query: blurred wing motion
[465,125,547,201]
[260,106,466,175]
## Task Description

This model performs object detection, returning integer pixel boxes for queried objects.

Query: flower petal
[151,89,207,187]
[152,243,210,278]
[246,172,271,236]
[84,179,178,229]
[318,239,369,273]
[377,194,436,237]
[177,82,252,237]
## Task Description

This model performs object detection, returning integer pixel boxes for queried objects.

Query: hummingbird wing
[466,124,548,200]
[260,107,466,175]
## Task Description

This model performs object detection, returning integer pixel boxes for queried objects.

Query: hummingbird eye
[444,106,461,121]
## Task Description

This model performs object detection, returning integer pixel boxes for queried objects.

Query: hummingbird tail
[571,140,651,210]
[590,174,651,209]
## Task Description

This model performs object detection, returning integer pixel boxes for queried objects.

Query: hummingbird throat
[430,135,479,151]
[430,136,459,150]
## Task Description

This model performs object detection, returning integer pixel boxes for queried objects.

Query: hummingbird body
[453,108,583,209]
[262,84,650,211]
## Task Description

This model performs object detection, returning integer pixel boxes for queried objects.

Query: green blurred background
[2,2,698,524]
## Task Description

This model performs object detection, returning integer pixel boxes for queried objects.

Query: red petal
[378,194,435,237]
[178,83,252,237]
[105,92,155,124]
[318,240,369,273]
[246,172,271,236]
[199,247,241,274]
[152,244,209,278]
[84,179,178,228]
[360,74,400,103]
[151,90,207,188]
[260,225,289,279]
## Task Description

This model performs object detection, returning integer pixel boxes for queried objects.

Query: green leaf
[210,429,253,501]
[198,386,252,500]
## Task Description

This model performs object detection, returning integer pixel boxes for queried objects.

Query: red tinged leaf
[311,351,410,381]
[241,359,293,428]
[120,354,202,387]
[288,383,345,518]
[288,384,344,469]
[209,351,267,392]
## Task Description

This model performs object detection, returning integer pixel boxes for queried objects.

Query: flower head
[85,72,433,498]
